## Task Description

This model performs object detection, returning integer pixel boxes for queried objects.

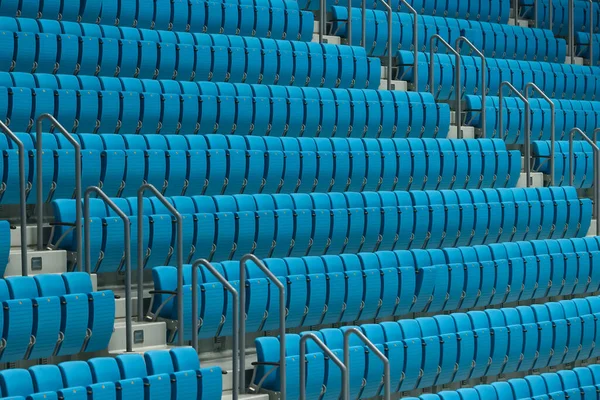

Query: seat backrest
[34,274,67,296]
[0,369,34,397]
[59,361,93,388]
[6,276,39,299]
[144,350,175,375]
[88,357,122,383]
[116,353,148,379]
[62,272,93,294]
[30,365,63,392]
[170,347,200,371]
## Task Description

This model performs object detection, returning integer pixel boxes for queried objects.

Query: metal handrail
[525,83,556,185]
[429,35,460,101]
[400,0,419,91]
[534,0,553,30]
[0,122,27,274]
[568,0,594,64]
[239,254,285,398]
[514,0,520,26]
[136,184,184,345]
[191,259,239,400]
[36,114,82,268]
[499,81,531,186]
[456,36,487,138]
[343,328,391,400]
[299,333,346,399]
[569,128,600,235]
[428,35,461,137]
[83,186,133,352]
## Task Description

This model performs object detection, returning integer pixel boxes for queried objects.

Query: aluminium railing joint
[524,83,556,186]
[136,184,184,345]
[569,128,600,236]
[239,254,286,399]
[36,114,82,273]
[455,36,486,139]
[0,122,27,275]
[191,259,239,400]
[83,186,133,352]
[499,81,532,186]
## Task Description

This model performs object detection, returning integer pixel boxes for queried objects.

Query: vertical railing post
[379,0,393,90]
[456,37,487,138]
[239,254,286,398]
[569,128,600,235]
[534,0,538,27]
[343,328,391,400]
[569,0,575,64]
[191,259,239,400]
[347,0,352,46]
[525,83,556,186]
[499,81,531,186]
[589,0,594,65]
[549,0,553,31]
[137,184,184,345]
[319,0,325,43]
[36,114,82,269]
[514,0,519,26]
[361,0,366,48]
[299,333,347,400]
[83,186,133,352]
[0,122,27,274]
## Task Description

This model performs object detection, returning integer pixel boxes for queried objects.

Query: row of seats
[0,15,319,48]
[0,86,448,138]
[51,187,592,270]
[533,140,598,189]
[0,347,221,400]
[299,0,510,24]
[0,71,450,138]
[397,50,600,101]
[0,0,314,41]
[465,95,600,144]
[0,272,113,363]
[414,365,600,400]
[0,133,520,202]
[520,0,600,36]
[0,31,379,88]
[331,7,565,61]
[254,294,600,399]
[151,236,600,340]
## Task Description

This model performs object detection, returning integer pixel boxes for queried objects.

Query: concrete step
[311,34,341,44]
[588,220,598,237]
[516,172,544,188]
[11,224,51,249]
[566,56,585,65]
[222,394,269,400]
[379,79,408,91]
[447,125,475,139]
[203,352,258,392]
[507,18,530,27]
[108,321,167,354]
[5,248,67,276]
